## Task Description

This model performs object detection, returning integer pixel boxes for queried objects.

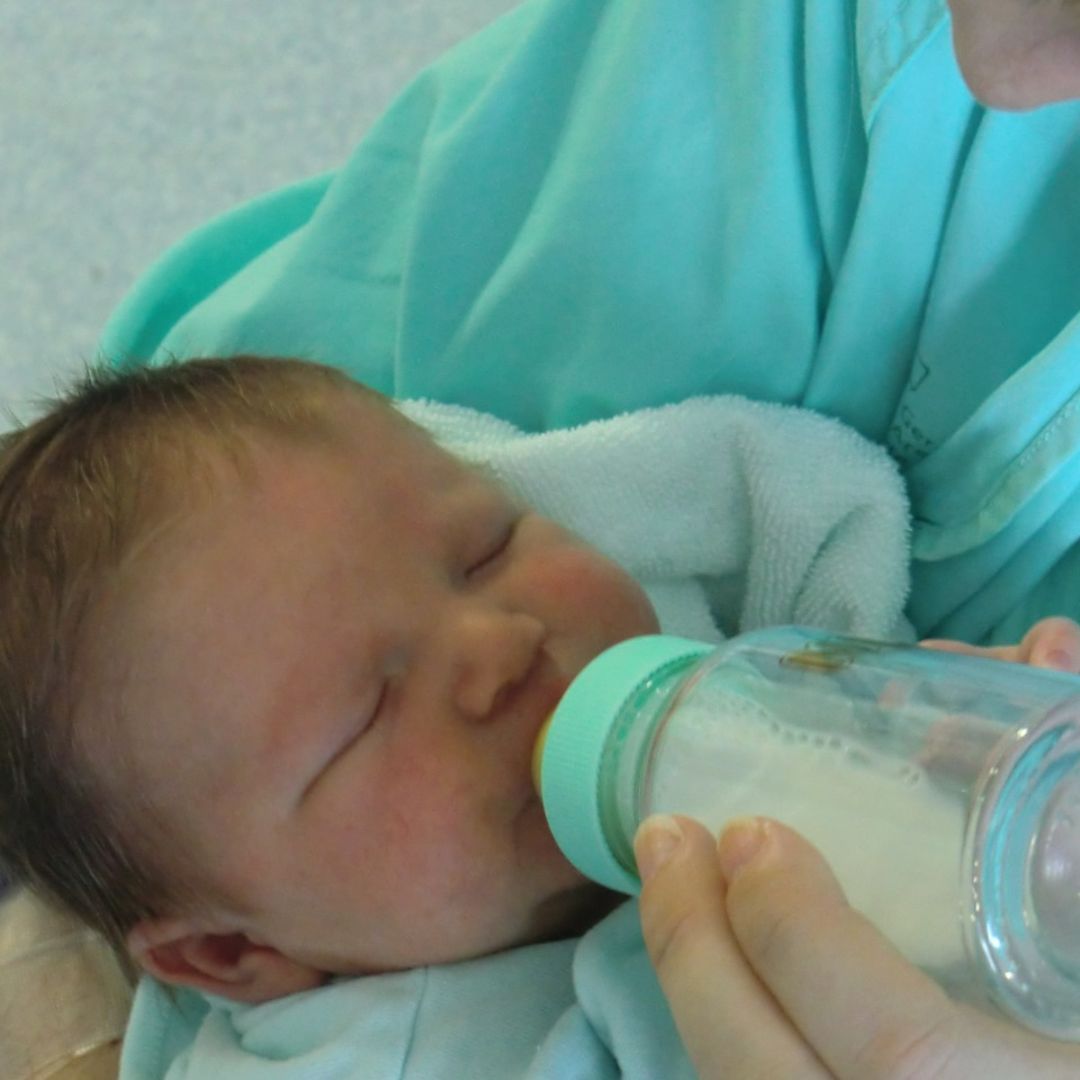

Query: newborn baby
[0,355,657,1004]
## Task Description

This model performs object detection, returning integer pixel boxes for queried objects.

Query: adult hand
[946,0,1080,109]
[921,615,1080,673]
[634,615,1080,1077]
[634,815,1080,1078]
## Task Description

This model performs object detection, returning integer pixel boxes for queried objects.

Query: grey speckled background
[0,0,518,427]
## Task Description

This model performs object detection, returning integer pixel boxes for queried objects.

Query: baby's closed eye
[299,682,388,802]
[465,517,519,579]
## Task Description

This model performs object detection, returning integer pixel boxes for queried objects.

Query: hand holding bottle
[634,814,1080,1079]
[919,616,1080,671]
[632,617,1080,1079]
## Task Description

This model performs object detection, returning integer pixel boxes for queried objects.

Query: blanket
[399,395,912,642]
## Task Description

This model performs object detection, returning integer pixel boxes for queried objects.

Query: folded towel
[398,395,913,643]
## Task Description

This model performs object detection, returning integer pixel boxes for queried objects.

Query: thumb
[634,814,828,1078]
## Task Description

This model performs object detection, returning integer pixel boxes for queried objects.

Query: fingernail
[1047,649,1076,672]
[634,815,684,880]
[717,817,768,881]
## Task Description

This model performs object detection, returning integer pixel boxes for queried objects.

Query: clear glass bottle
[534,627,1080,1038]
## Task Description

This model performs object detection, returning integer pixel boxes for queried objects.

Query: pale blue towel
[399,395,912,642]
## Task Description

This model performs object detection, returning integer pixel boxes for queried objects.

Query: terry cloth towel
[399,394,913,643]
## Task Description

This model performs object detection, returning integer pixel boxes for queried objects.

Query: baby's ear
[127,916,326,1003]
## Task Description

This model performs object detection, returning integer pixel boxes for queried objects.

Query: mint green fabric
[98,0,1080,644]
[119,908,692,1079]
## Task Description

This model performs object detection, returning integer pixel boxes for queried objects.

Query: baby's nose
[450,607,546,721]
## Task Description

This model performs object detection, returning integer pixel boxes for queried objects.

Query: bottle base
[969,699,1080,1039]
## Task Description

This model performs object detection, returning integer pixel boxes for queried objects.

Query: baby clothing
[119,393,911,1078]
[123,905,693,1080]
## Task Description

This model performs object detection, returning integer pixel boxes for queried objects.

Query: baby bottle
[534,627,1080,1038]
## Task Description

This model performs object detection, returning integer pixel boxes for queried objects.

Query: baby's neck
[525,883,623,949]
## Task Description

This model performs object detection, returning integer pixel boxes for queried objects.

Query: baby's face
[97,392,658,979]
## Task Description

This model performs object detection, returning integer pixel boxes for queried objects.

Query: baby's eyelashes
[465,518,519,580]
[299,682,388,803]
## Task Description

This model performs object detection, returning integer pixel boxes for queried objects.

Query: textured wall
[0,0,517,425]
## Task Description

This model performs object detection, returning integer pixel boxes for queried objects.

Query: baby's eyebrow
[440,469,519,533]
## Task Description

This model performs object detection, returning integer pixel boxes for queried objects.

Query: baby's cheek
[546,546,658,638]
[381,755,499,886]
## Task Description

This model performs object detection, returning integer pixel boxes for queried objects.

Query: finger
[634,815,829,1079]
[719,818,971,1080]
[1018,616,1080,673]
[722,820,1080,1078]
[920,617,1080,672]
[722,821,1080,1078]
[918,638,1021,663]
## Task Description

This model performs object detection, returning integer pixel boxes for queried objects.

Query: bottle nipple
[533,714,554,794]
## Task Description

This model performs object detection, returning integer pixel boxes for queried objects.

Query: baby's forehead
[325,392,514,495]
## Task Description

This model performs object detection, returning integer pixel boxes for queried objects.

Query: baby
[0,354,658,1004]
[6,354,1079,1080]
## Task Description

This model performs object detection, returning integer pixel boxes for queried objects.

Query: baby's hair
[0,355,377,975]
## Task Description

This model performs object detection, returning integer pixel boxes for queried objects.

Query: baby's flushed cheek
[375,754,505,878]
[546,546,657,638]
[373,810,527,945]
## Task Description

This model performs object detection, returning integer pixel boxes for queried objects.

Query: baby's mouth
[507,648,570,741]
[504,651,570,808]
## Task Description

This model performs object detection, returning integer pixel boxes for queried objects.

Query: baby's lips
[524,657,569,794]
[532,713,555,794]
